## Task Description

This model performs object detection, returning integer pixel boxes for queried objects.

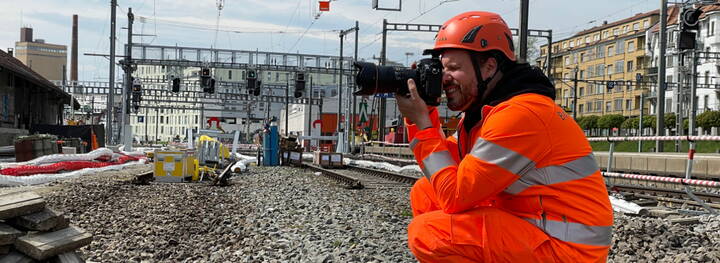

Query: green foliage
[664,113,676,128]
[578,115,599,130]
[697,111,720,129]
[621,117,639,129]
[642,115,656,130]
[597,114,625,129]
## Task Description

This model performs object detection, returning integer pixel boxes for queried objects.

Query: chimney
[603,20,608,25]
[7,48,13,56]
[71,15,78,82]
[20,27,33,42]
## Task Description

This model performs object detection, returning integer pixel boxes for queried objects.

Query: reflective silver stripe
[504,154,600,194]
[421,150,456,180]
[523,217,612,247]
[409,138,420,150]
[470,138,535,176]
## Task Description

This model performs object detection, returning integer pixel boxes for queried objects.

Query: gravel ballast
[2,164,719,262]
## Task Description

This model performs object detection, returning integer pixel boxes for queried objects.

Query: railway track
[304,163,418,189]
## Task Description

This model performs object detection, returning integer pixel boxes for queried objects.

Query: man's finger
[407,79,421,101]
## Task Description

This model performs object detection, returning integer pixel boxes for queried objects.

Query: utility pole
[638,91,644,152]
[338,23,359,153]
[573,67,579,119]
[351,21,359,151]
[307,75,313,150]
[108,0,117,145]
[285,73,289,137]
[656,0,668,152]
[380,19,388,142]
[519,0,530,62]
[120,8,134,151]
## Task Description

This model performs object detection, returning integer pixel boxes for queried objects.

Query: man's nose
[442,72,453,83]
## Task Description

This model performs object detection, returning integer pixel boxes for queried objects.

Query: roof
[0,49,76,108]
[573,10,659,37]
[650,3,720,33]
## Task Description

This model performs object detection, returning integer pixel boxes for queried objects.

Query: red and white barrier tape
[603,172,720,188]
[587,136,720,142]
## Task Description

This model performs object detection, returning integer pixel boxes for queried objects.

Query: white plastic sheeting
[344,158,422,175]
[0,160,147,186]
[0,148,114,169]
[610,196,648,215]
[232,153,258,173]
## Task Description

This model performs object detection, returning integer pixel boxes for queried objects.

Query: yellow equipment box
[154,150,198,182]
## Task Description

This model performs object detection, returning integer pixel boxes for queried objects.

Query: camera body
[354,57,443,106]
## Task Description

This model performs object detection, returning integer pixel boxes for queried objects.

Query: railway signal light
[294,72,306,98]
[200,67,215,94]
[172,77,181,92]
[247,69,261,96]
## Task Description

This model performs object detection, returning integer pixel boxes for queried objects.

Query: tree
[643,115,656,130]
[598,114,625,129]
[697,110,720,130]
[514,36,542,65]
[578,115,598,130]
[664,113,676,128]
[621,117,639,130]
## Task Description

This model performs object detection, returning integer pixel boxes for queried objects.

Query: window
[579,87,585,96]
[580,53,585,62]
[607,64,614,75]
[594,34,600,41]
[563,42,568,49]
[626,99,633,110]
[228,70,232,80]
[597,45,605,58]
[603,31,609,38]
[586,102,593,112]
[565,57,570,65]
[627,41,635,52]
[704,95,710,110]
[623,26,629,34]
[598,64,605,76]
[608,46,614,56]
[160,116,164,123]
[576,39,581,46]
[570,41,575,48]
[613,28,620,36]
[614,99,622,111]
[706,70,711,84]
[587,65,595,78]
[633,23,639,31]
[709,21,716,37]
[606,101,612,112]
[627,61,634,72]
[643,20,649,29]
[665,99,673,113]
[585,36,590,44]
[615,60,624,73]
[616,40,624,54]
[579,104,584,113]
[667,56,674,68]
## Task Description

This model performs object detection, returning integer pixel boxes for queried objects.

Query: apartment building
[539,11,660,118]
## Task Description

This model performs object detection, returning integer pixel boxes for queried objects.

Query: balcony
[645,67,658,76]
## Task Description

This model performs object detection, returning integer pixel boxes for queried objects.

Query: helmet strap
[469,51,504,106]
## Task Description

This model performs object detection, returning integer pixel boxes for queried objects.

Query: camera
[353,56,443,106]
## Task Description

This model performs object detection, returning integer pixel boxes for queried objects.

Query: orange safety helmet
[427,11,516,61]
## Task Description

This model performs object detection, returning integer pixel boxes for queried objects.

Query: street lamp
[405,52,414,67]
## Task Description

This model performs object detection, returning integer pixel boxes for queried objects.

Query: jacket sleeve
[405,107,458,153]
[410,102,551,214]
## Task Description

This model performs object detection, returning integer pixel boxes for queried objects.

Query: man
[397,11,613,262]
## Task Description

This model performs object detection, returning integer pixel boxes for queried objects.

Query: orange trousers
[408,178,559,262]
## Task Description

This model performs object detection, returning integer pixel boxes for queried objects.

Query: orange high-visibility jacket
[406,93,613,261]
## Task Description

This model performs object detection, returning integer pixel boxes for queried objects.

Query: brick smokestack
[20,27,33,42]
[71,14,78,81]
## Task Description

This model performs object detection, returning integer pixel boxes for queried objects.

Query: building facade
[0,49,74,145]
[646,5,720,121]
[14,28,67,82]
[539,11,660,118]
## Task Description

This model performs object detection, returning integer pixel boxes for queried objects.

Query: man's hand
[397,79,433,130]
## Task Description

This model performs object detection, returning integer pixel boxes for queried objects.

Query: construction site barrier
[0,160,146,186]
[603,172,720,188]
[587,135,720,142]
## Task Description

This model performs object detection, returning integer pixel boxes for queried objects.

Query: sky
[0,0,662,82]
